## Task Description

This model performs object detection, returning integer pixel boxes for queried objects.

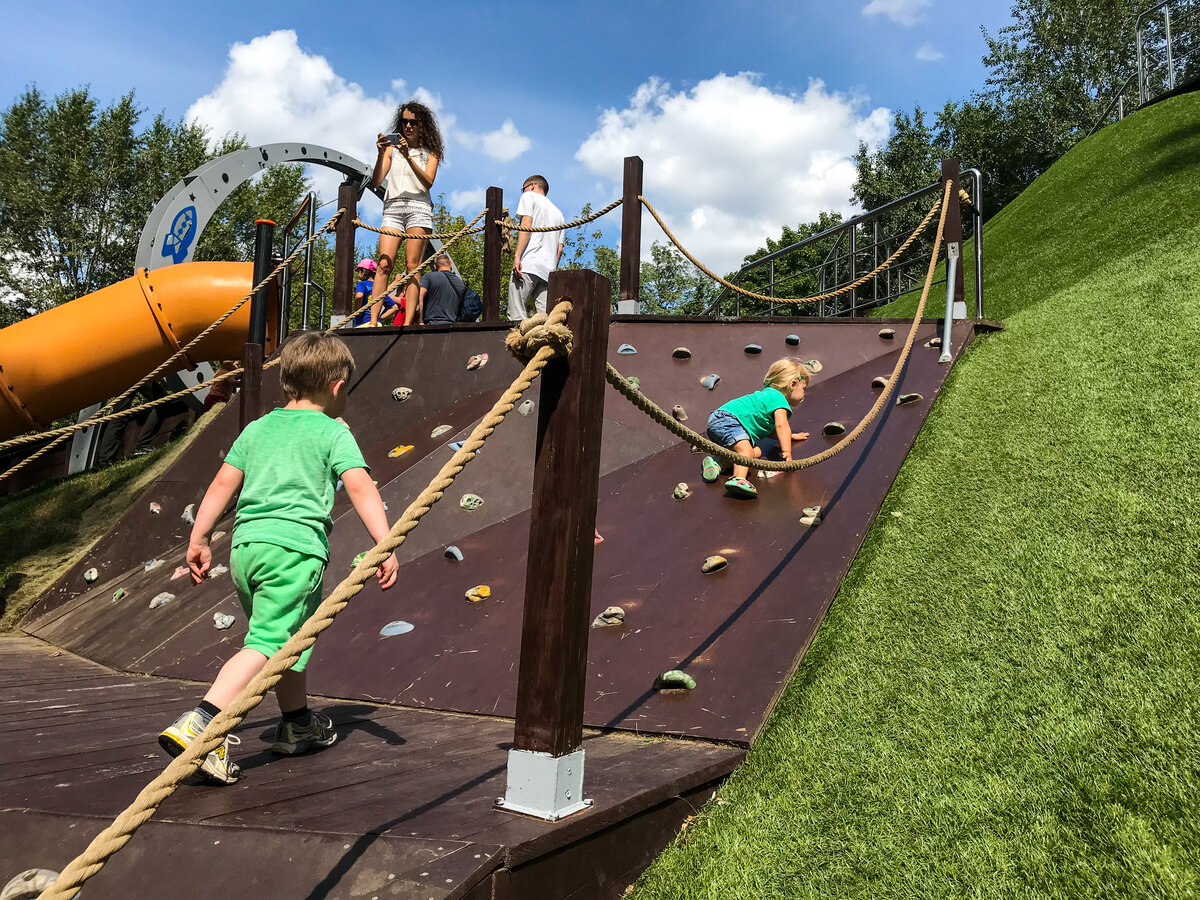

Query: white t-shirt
[515,191,564,282]
[384,147,431,204]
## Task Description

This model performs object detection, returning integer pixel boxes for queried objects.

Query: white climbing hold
[460,493,484,511]
[592,606,626,628]
[878,328,896,339]
[143,559,164,572]
[149,592,175,609]
[208,564,228,578]
[431,424,452,438]
[380,620,415,637]
[700,373,720,390]
[149,502,162,514]
[671,347,692,359]
[701,555,728,574]
[617,343,637,355]
[83,567,98,583]
[171,566,189,580]
[467,353,488,370]
[213,613,235,630]
[518,399,535,416]
[805,359,823,374]
[181,503,195,525]
[445,545,464,561]
[392,386,413,402]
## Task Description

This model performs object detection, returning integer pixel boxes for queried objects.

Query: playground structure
[0,149,996,899]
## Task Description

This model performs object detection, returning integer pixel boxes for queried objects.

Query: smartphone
[385,133,402,146]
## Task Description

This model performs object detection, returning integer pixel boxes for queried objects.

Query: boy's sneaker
[158,710,242,785]
[271,710,338,756]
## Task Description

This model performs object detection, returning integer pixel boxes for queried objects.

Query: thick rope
[640,194,941,306]
[497,198,622,232]
[608,180,953,472]
[0,211,344,484]
[351,207,488,240]
[504,311,574,362]
[37,301,575,900]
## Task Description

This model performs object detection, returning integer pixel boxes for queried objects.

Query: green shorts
[231,542,326,672]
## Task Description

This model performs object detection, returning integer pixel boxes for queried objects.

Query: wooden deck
[0,638,743,899]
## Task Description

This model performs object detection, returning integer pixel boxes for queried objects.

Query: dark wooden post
[618,156,643,314]
[497,269,610,820]
[238,343,263,431]
[940,159,964,311]
[482,186,504,322]
[332,181,357,318]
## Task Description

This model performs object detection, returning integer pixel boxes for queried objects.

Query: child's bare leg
[274,668,308,714]
[202,647,269,709]
[730,440,760,480]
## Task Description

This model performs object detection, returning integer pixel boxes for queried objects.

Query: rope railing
[639,194,943,307]
[0,211,346,485]
[496,198,622,233]
[608,179,953,471]
[35,300,576,900]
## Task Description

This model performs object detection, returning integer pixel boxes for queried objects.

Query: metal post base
[495,748,592,821]
[616,300,640,315]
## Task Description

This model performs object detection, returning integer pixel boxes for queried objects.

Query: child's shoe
[724,476,758,499]
[271,710,338,755]
[158,710,242,785]
[701,456,721,483]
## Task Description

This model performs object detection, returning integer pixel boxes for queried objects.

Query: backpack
[458,282,482,322]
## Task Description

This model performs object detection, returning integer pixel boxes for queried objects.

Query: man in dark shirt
[418,253,466,325]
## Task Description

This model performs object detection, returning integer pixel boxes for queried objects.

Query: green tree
[732,211,847,315]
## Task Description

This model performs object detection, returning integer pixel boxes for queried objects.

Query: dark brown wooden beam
[940,158,964,308]
[512,269,612,757]
[333,181,357,318]
[618,157,643,311]
[238,342,263,431]
[483,186,504,322]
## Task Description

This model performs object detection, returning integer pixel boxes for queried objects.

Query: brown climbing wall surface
[24,318,980,745]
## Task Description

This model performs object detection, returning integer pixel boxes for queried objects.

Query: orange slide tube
[0,262,275,440]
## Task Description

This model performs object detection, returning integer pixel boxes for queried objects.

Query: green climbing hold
[823,422,845,436]
[653,670,697,691]
[460,493,484,511]
[626,376,640,391]
[673,482,691,500]
[112,588,127,602]
[871,376,888,389]
[896,393,923,406]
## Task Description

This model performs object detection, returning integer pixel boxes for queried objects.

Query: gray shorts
[508,271,548,322]
[382,198,433,232]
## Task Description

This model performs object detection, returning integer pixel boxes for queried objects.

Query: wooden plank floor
[0,638,743,899]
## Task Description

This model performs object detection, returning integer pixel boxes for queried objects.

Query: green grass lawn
[633,94,1200,898]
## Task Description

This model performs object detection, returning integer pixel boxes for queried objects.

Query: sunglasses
[401,117,419,128]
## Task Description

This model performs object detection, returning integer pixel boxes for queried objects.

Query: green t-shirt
[720,387,791,443]
[225,409,368,561]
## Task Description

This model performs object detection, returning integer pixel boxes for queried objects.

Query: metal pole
[873,220,879,309]
[966,168,984,319]
[1165,5,1176,90]
[848,225,857,315]
[303,192,315,328]
[939,241,959,364]
[1137,22,1147,104]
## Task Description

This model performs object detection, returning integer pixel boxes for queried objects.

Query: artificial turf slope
[633,93,1200,899]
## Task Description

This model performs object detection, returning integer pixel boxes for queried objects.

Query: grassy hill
[633,93,1200,898]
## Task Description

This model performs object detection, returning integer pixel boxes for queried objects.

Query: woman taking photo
[370,101,442,325]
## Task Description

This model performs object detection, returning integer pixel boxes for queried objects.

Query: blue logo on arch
[162,205,197,264]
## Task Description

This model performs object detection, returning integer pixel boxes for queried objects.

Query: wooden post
[332,181,357,318]
[238,342,263,431]
[940,159,964,312]
[618,156,643,314]
[482,186,504,322]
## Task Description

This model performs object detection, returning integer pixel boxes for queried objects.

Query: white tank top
[384,147,431,203]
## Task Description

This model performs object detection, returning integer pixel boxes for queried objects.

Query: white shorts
[381,198,433,233]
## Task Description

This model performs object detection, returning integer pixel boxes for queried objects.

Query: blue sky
[0,0,1013,271]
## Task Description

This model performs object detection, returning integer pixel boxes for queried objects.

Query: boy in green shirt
[158,332,398,784]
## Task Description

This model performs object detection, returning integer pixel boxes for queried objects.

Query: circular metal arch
[135,142,380,271]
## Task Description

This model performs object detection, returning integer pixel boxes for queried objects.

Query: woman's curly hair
[390,100,444,160]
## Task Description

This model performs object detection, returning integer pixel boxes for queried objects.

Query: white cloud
[915,44,944,62]
[862,0,931,26]
[575,73,889,275]
[186,30,529,207]
[449,188,487,214]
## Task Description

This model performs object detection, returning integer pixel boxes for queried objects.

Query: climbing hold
[213,613,235,631]
[465,584,491,603]
[351,551,368,569]
[143,558,164,572]
[379,620,415,637]
[701,456,721,483]
[592,606,626,628]
[671,347,692,360]
[83,567,98,583]
[149,592,175,610]
[431,424,452,438]
[181,503,195,525]
[388,445,414,459]
[879,328,895,339]
[673,482,691,500]
[757,470,780,479]
[149,502,162,514]
[171,566,189,580]
[896,392,923,406]
[460,493,484,511]
[617,343,637,355]
[111,588,127,602]
[391,386,413,402]
[803,505,822,518]
[701,555,728,574]
[518,399,535,416]
[823,422,846,436]
[671,404,688,422]
[785,334,801,346]
[805,359,823,374]
[653,670,697,691]
[700,373,720,390]
[467,352,489,370]
[208,564,228,578]
[448,441,464,452]
[800,513,822,528]
[212,531,226,541]
[626,376,640,391]
[724,477,757,498]
[871,376,888,389]
[335,479,344,492]
[744,343,762,354]
[445,545,464,561]
[925,337,943,349]
[595,529,604,544]
[2,869,64,900]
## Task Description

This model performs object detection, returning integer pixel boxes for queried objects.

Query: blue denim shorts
[706,409,750,448]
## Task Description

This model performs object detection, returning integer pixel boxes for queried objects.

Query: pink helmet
[356,258,378,272]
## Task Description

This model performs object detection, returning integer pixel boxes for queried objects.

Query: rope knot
[505,312,574,363]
